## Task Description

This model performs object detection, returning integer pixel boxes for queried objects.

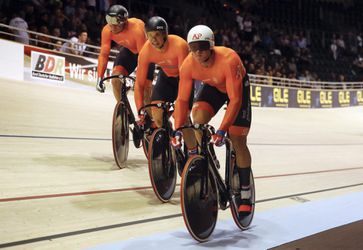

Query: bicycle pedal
[219,193,229,210]
[219,200,228,210]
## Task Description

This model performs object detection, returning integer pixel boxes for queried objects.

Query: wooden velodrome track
[1,77,363,249]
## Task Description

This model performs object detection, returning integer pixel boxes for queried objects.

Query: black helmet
[106,5,128,25]
[145,16,168,35]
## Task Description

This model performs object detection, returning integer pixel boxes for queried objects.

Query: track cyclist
[172,25,253,217]
[134,16,195,153]
[96,4,154,102]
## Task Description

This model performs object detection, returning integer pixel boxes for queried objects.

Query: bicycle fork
[204,146,228,209]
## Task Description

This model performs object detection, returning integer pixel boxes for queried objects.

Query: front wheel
[180,155,218,242]
[148,128,177,202]
[112,102,129,168]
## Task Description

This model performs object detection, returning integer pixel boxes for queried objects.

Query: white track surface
[1,77,363,249]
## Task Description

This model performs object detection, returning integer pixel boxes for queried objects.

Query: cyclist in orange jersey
[96,5,154,102]
[172,25,253,218]
[134,16,196,154]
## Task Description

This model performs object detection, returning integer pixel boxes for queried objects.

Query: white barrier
[0,39,24,81]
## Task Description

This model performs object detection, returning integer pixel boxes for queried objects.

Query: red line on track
[1,167,362,203]
[0,186,152,202]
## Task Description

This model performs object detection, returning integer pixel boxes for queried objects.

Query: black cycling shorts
[114,47,154,80]
[194,74,251,128]
[151,69,193,109]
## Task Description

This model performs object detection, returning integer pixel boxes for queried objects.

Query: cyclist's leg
[191,103,212,145]
[229,130,251,186]
[229,129,252,216]
[179,80,196,152]
[142,63,155,115]
[112,47,138,102]
[229,130,251,169]
[180,117,196,154]
[192,84,226,146]
[228,74,252,215]
[150,69,174,128]
[111,67,128,102]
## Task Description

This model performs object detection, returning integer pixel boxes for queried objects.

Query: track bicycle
[178,124,255,242]
[139,102,187,202]
[100,75,150,168]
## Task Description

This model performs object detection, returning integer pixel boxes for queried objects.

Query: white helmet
[187,25,215,48]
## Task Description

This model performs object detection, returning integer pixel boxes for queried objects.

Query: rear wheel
[148,128,177,202]
[230,154,255,229]
[180,155,218,242]
[112,102,129,168]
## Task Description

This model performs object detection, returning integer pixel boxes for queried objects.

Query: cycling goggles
[106,15,126,25]
[189,41,210,52]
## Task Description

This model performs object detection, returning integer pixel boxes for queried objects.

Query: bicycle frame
[179,124,255,241]
[140,102,185,161]
[101,74,149,167]
[100,75,137,124]
[143,102,181,201]
[178,124,233,209]
[138,102,172,133]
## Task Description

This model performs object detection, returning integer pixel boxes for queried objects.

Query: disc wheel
[112,102,129,168]
[148,128,177,202]
[230,159,255,230]
[180,155,218,242]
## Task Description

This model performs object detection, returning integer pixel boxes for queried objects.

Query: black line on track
[0,214,182,248]
[1,182,362,248]
[257,182,363,203]
[0,134,111,141]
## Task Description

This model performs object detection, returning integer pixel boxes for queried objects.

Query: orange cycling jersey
[134,35,189,111]
[174,46,247,131]
[97,18,147,78]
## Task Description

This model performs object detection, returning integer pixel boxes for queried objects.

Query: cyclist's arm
[219,58,246,131]
[97,28,111,78]
[135,23,147,53]
[134,50,150,112]
[174,65,193,129]
[177,42,189,70]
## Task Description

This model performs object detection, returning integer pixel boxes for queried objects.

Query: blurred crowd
[1,0,107,56]
[1,0,363,82]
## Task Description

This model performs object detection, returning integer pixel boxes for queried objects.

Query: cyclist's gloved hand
[171,130,182,149]
[211,130,226,147]
[96,77,105,93]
